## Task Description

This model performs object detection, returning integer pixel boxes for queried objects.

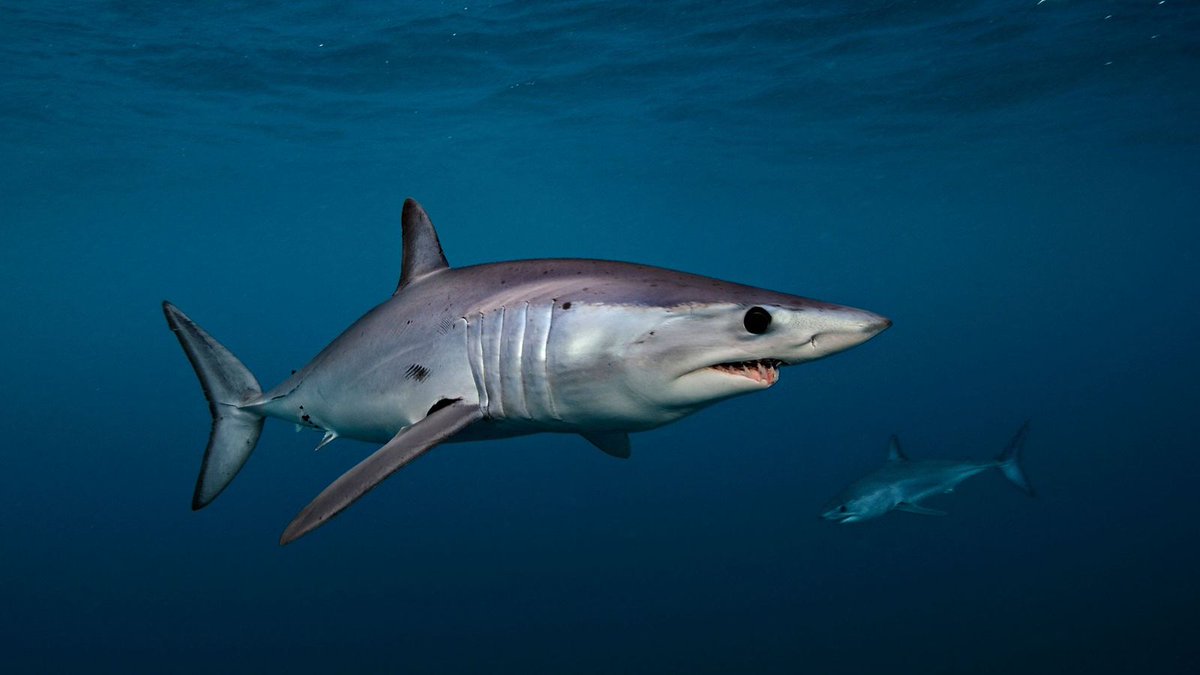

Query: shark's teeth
[711,358,783,385]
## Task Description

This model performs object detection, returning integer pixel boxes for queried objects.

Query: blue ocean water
[2,1,1198,672]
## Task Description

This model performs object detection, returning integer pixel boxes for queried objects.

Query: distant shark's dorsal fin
[887,434,908,462]
[395,198,449,294]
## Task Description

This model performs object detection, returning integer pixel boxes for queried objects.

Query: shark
[820,422,1035,523]
[164,198,891,544]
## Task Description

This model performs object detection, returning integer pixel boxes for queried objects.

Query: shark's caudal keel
[821,422,1034,524]
[164,198,890,544]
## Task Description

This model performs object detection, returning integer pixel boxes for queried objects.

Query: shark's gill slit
[484,306,505,416]
[505,302,530,419]
[466,314,488,414]
[523,301,557,421]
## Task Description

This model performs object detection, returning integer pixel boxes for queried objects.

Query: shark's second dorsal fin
[395,198,449,294]
[887,435,908,462]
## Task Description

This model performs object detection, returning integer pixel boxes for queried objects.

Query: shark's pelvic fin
[163,301,266,510]
[314,431,338,451]
[280,399,482,545]
[395,198,449,293]
[887,434,908,462]
[581,431,631,459]
[896,502,946,516]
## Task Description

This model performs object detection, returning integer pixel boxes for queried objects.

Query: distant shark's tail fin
[996,420,1035,497]
[163,301,265,509]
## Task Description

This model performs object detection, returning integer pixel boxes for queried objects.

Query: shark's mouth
[710,358,784,385]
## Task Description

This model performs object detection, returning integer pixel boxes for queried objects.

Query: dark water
[3,1,1198,672]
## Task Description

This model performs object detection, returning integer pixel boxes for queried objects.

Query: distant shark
[164,199,890,544]
[821,422,1035,523]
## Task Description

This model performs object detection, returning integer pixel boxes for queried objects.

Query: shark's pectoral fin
[581,431,631,459]
[280,400,482,545]
[896,502,947,517]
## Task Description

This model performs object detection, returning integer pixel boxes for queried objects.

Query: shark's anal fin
[280,400,482,545]
[896,502,947,517]
[581,431,631,459]
[395,199,449,293]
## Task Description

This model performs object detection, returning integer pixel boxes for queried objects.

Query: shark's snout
[843,311,890,337]
[802,310,891,359]
[821,505,860,524]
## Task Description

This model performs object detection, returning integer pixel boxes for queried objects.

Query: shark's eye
[743,306,772,334]
[838,505,847,512]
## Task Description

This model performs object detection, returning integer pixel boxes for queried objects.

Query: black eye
[838,505,847,512]
[743,306,772,334]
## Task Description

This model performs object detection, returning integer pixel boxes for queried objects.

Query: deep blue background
[2,2,1198,673]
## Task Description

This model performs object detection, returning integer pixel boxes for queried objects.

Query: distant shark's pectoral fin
[895,502,947,517]
[581,431,631,459]
[280,400,482,545]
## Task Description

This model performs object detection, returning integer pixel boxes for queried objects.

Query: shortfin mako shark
[164,199,891,544]
[821,421,1035,523]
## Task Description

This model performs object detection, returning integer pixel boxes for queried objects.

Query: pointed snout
[820,507,858,523]
[851,310,892,338]
[803,307,891,358]
[871,314,892,334]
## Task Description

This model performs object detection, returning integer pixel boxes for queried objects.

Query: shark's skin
[821,422,1035,523]
[164,198,890,544]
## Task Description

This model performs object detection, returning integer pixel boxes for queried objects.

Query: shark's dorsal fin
[887,435,908,462]
[582,431,631,459]
[395,198,449,294]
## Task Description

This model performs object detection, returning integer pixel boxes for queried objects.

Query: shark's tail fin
[163,301,265,509]
[996,420,1035,497]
